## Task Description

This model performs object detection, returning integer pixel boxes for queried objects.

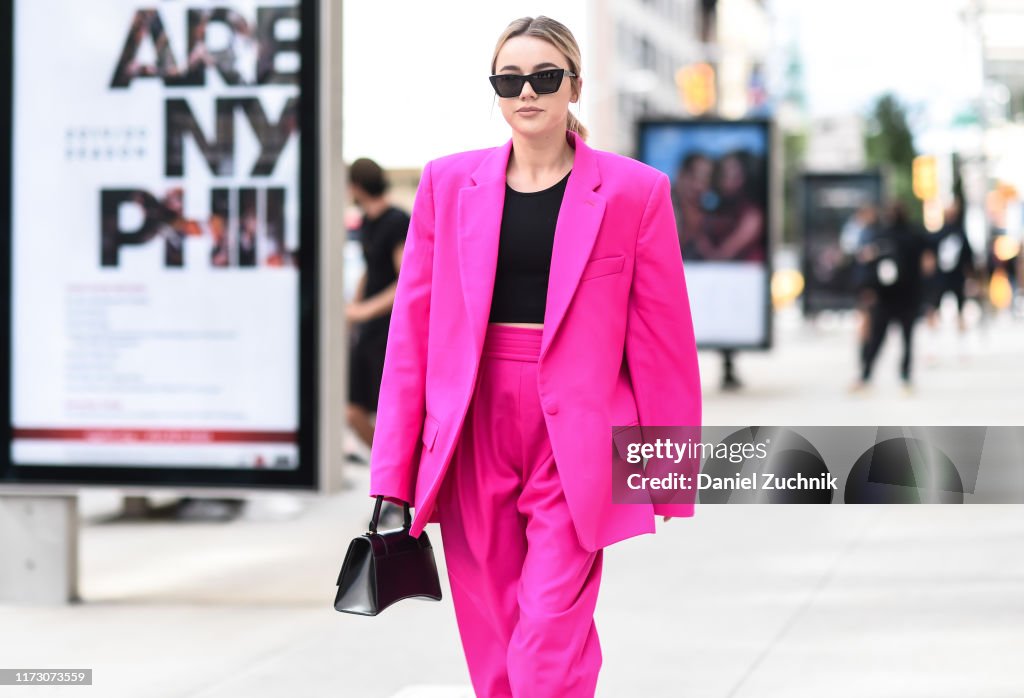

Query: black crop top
[488,171,571,324]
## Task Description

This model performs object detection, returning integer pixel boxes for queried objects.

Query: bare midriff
[489,322,544,329]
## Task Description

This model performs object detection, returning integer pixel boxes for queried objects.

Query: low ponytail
[567,109,588,142]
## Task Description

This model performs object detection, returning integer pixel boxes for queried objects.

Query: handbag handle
[369,495,412,534]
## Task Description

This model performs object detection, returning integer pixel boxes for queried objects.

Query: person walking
[850,201,930,395]
[368,16,701,697]
[924,201,976,333]
[345,157,410,449]
[346,157,410,526]
[845,204,881,344]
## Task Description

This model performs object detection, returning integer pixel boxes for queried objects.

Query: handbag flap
[373,530,442,611]
[369,527,432,557]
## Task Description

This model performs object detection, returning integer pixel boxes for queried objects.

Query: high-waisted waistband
[482,323,542,362]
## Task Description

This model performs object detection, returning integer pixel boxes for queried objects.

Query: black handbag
[334,495,443,616]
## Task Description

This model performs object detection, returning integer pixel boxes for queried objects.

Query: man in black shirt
[851,201,931,394]
[346,158,410,454]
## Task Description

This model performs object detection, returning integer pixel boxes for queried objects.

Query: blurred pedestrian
[850,201,930,394]
[846,204,881,344]
[924,201,975,334]
[346,157,409,459]
[346,158,411,528]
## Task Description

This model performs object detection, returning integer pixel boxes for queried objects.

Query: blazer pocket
[422,414,440,451]
[580,254,625,281]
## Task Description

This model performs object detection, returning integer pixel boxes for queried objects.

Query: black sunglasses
[488,69,577,98]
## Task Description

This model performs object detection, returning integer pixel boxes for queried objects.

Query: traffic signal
[676,63,716,115]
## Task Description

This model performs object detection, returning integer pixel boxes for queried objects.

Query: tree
[864,93,920,222]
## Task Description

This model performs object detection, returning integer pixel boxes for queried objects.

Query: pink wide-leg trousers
[434,323,604,698]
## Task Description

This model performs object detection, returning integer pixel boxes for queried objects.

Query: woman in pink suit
[368,15,701,697]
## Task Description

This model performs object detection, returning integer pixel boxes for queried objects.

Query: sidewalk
[2,305,1022,697]
[700,303,1024,426]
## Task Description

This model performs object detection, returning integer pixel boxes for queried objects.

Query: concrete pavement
[2,303,1023,697]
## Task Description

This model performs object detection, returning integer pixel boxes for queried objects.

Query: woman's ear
[572,76,583,103]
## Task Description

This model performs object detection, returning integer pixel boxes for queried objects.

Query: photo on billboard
[636,118,772,350]
[0,1,321,489]
[800,172,884,316]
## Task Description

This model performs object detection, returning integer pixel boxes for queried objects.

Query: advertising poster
[3,1,317,482]
[800,172,884,315]
[637,119,772,349]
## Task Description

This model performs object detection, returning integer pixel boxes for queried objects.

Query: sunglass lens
[530,70,561,94]
[492,75,523,97]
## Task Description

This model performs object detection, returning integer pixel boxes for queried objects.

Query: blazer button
[543,400,559,415]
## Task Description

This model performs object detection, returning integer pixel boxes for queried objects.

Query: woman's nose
[518,80,537,99]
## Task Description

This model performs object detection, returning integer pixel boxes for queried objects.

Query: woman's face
[493,35,579,139]
[717,156,746,196]
[678,158,712,203]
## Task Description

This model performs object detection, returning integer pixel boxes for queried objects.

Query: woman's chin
[508,119,561,139]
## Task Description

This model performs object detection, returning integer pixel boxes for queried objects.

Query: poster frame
[634,116,775,351]
[0,0,325,491]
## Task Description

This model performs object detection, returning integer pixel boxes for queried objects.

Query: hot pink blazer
[368,130,702,551]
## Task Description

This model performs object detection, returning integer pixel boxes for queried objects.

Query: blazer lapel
[457,139,512,359]
[541,132,605,363]
[455,131,606,363]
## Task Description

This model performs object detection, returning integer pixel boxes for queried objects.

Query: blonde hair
[491,16,587,141]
